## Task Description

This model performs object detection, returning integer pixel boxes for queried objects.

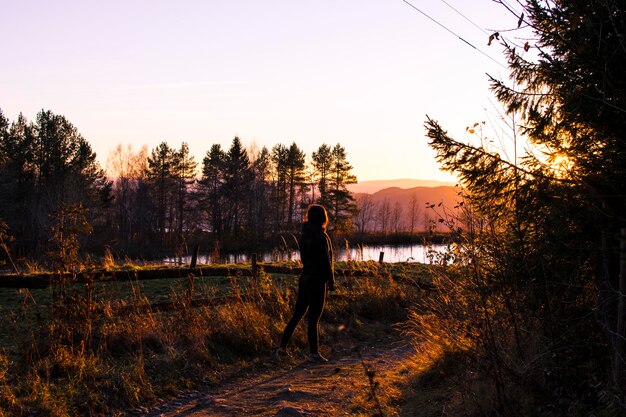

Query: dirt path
[140,338,414,417]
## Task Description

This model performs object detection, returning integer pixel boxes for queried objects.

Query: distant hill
[363,186,460,210]
[347,178,455,194]
[351,184,461,232]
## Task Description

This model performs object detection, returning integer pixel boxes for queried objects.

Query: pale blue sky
[1,0,522,181]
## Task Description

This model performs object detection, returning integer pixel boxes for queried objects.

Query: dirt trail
[141,339,413,417]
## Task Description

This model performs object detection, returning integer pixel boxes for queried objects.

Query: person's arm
[323,235,335,291]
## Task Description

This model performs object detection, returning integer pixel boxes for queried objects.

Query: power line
[400,0,507,69]
[438,0,489,36]
[439,0,532,57]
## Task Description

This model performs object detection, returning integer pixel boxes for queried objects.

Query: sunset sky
[1,0,523,182]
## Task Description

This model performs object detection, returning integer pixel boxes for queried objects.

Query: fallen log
[0,263,432,290]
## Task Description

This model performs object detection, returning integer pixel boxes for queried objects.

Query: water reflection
[165,243,449,265]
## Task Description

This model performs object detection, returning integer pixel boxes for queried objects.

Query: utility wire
[400,0,507,69]
[438,0,489,35]
[438,0,519,57]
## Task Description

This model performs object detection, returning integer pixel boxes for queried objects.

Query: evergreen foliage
[0,110,110,255]
[328,143,357,233]
[422,0,626,411]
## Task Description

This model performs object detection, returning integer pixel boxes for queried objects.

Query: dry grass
[0,261,423,416]
[399,260,624,417]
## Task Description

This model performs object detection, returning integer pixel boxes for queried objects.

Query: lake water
[165,243,450,265]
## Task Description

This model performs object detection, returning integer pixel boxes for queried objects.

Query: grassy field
[0,260,430,417]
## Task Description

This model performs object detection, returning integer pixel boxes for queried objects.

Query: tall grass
[403,225,621,416]
[0,257,420,416]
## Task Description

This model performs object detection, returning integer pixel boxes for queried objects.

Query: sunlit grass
[0,260,425,416]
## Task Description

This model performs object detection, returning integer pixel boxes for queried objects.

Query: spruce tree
[173,142,197,240]
[200,144,225,240]
[285,142,306,230]
[251,146,272,243]
[271,144,289,231]
[327,143,357,233]
[146,142,177,246]
[222,137,252,237]
[312,144,332,208]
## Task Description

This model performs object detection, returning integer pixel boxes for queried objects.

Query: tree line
[353,193,438,238]
[0,108,362,260]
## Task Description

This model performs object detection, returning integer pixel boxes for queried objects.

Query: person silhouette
[277,204,334,362]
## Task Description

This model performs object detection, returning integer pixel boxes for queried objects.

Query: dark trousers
[280,274,327,354]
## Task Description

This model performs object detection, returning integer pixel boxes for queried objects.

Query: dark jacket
[299,221,334,290]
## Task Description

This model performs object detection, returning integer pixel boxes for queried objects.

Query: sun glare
[549,152,574,177]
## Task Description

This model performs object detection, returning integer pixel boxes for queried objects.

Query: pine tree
[0,113,35,250]
[271,144,289,231]
[200,144,225,240]
[312,144,332,208]
[222,137,253,237]
[285,142,306,230]
[146,142,177,246]
[327,143,357,233]
[173,142,197,241]
[251,146,272,243]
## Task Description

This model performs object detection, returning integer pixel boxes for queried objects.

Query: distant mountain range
[347,178,455,194]
[348,179,462,231]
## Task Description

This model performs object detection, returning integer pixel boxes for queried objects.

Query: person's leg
[306,282,327,354]
[280,276,310,349]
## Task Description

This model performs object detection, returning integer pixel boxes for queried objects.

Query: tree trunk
[614,228,626,389]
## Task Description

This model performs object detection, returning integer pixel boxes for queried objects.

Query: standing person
[277,204,335,362]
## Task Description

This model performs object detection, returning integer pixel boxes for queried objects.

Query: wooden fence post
[251,253,258,281]
[190,244,200,269]
[378,251,385,264]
